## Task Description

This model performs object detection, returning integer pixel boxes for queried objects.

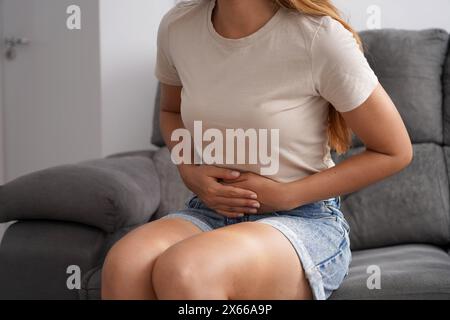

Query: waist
[207,162,335,183]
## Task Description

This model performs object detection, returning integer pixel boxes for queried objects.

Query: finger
[206,166,241,180]
[215,197,260,209]
[221,177,246,184]
[215,185,258,199]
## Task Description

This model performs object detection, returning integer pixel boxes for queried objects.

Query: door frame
[0,0,5,184]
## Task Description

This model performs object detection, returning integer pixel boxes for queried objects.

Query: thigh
[102,217,205,299]
[155,221,313,300]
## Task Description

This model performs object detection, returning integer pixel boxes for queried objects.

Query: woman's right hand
[178,164,261,218]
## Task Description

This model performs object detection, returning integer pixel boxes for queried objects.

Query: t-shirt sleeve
[311,17,379,113]
[155,10,183,86]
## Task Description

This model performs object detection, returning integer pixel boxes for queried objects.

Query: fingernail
[250,194,257,199]
[231,171,240,177]
[250,209,257,214]
[253,203,260,208]
[237,213,244,217]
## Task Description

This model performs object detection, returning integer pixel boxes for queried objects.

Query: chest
[171,26,325,132]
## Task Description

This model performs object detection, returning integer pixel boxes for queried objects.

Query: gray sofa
[1,28,450,300]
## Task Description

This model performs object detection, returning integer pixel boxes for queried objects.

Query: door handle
[4,37,30,60]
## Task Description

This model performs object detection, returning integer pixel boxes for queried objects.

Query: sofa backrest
[151,85,165,147]
[150,29,450,251]
[444,33,450,146]
[336,29,450,250]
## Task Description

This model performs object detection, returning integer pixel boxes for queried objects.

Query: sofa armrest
[0,155,161,233]
[0,220,108,299]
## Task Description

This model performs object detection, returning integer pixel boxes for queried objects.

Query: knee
[151,248,198,299]
[101,239,134,297]
[101,234,164,299]
[152,246,227,299]
[102,239,129,283]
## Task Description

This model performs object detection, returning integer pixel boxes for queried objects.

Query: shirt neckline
[206,0,284,48]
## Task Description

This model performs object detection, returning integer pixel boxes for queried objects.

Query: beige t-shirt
[155,0,379,183]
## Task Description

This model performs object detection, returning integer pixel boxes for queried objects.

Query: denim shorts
[160,194,351,300]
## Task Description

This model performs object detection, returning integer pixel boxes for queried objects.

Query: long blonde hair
[272,0,360,154]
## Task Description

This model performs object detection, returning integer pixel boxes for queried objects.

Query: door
[1,0,102,183]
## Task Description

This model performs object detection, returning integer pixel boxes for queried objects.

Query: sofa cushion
[0,221,106,300]
[330,244,450,300]
[354,29,449,147]
[0,156,161,233]
[333,143,450,250]
[150,147,193,220]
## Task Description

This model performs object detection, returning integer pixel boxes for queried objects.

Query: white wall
[99,0,173,156]
[334,0,450,32]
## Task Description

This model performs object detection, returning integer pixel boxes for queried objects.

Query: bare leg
[101,218,204,300]
[152,222,313,300]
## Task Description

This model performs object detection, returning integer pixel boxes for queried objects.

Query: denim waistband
[323,196,341,210]
[187,194,342,212]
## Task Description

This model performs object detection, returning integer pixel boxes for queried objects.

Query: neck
[213,0,279,39]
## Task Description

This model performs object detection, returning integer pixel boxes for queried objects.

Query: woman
[102,0,412,300]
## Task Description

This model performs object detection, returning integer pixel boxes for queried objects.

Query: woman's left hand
[221,172,296,214]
